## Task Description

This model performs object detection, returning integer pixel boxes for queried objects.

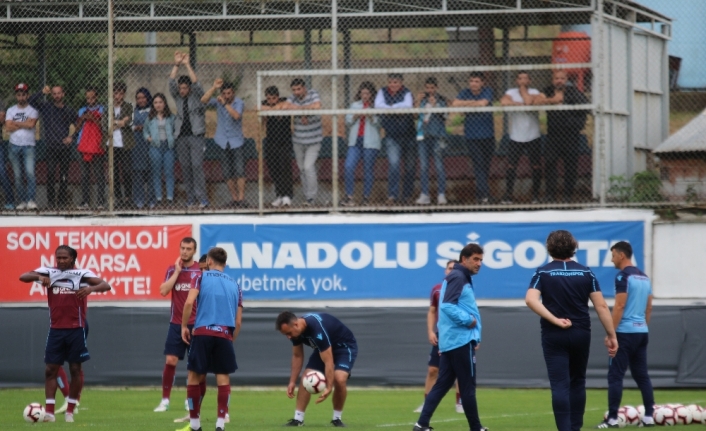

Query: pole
[256,74,264,215]
[304,29,312,88]
[331,0,339,211]
[37,33,46,88]
[596,0,607,206]
[343,28,351,109]
[502,27,510,137]
[107,0,115,213]
[189,33,197,69]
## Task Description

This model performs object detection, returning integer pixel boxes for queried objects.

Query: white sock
[294,410,305,422]
[607,418,618,425]
[162,398,169,404]
[46,399,56,405]
[643,416,654,424]
[190,418,200,430]
[333,410,343,420]
[216,417,225,428]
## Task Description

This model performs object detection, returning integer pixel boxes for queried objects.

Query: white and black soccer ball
[302,370,327,394]
[622,406,640,425]
[686,404,704,423]
[654,407,676,426]
[23,402,45,423]
[673,405,693,425]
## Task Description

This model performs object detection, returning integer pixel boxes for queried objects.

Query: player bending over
[277,311,358,428]
[19,245,112,423]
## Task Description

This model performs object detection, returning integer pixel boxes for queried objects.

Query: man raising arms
[19,245,112,423]
[155,237,201,413]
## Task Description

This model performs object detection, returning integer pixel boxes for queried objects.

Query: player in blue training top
[596,241,656,429]
[178,247,242,431]
[276,311,358,428]
[525,230,618,431]
[414,243,488,431]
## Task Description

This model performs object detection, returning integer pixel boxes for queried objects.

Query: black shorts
[428,343,440,368]
[187,335,238,375]
[306,344,358,375]
[164,323,193,360]
[45,325,90,365]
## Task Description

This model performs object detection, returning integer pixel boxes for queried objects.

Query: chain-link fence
[0,0,700,215]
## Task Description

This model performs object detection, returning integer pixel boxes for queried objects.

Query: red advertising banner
[0,225,192,302]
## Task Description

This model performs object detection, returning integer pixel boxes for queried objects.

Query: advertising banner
[0,225,192,302]
[201,221,644,300]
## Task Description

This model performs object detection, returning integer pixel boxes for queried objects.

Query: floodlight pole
[331,0,339,211]
[107,0,115,213]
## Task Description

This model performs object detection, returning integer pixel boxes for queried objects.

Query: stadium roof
[654,110,706,154]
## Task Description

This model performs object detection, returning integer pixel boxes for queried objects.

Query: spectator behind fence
[5,83,39,210]
[342,81,380,207]
[132,87,154,209]
[76,87,106,209]
[375,73,416,205]
[169,51,208,209]
[201,78,247,209]
[103,81,135,208]
[0,98,11,210]
[538,70,589,203]
[143,93,176,209]
[282,78,322,206]
[29,85,77,209]
[500,71,543,204]
[260,86,293,208]
[452,72,495,204]
[415,77,448,206]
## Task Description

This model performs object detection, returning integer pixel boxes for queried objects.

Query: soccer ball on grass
[302,370,327,394]
[23,403,45,423]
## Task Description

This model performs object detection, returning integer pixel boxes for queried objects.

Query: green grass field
[2,387,705,430]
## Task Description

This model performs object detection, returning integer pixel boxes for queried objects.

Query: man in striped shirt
[283,78,322,206]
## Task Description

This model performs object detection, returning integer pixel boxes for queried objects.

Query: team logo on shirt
[316,333,323,340]
[174,283,191,291]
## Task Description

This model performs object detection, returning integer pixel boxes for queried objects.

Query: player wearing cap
[19,245,112,423]
[596,241,655,429]
[525,230,618,431]
[5,83,39,210]
[177,247,242,431]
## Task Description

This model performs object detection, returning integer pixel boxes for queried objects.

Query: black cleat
[331,419,346,427]
[595,420,618,429]
[284,419,304,427]
[412,424,433,431]
[216,428,223,431]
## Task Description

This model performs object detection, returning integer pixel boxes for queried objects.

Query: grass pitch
[2,387,704,430]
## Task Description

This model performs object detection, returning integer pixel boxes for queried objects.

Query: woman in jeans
[143,93,176,209]
[132,87,153,209]
[342,81,381,206]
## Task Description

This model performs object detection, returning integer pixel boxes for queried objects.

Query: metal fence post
[107,0,115,213]
[331,0,339,211]
[596,0,607,206]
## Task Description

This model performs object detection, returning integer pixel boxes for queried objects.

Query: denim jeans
[344,142,378,198]
[385,136,416,200]
[149,142,175,201]
[418,136,446,195]
[8,144,36,203]
[0,142,15,205]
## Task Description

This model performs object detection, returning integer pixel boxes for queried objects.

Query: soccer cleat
[284,418,304,426]
[173,414,190,423]
[638,420,655,428]
[412,423,433,431]
[43,414,56,422]
[413,403,424,413]
[154,399,170,412]
[175,424,200,431]
[65,413,74,423]
[216,428,224,431]
[595,420,619,428]
[479,428,490,431]
[456,403,464,414]
[56,400,69,414]
[331,419,346,427]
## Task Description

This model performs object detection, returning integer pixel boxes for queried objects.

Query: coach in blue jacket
[414,243,488,431]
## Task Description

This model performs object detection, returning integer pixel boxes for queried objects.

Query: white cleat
[225,413,230,423]
[55,400,68,414]
[154,399,170,412]
[173,414,190,423]
[43,414,56,422]
[65,413,74,423]
[456,403,464,414]
[413,403,424,413]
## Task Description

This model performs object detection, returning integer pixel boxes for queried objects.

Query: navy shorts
[187,335,238,375]
[428,343,440,368]
[164,323,193,360]
[45,325,90,365]
[306,344,358,375]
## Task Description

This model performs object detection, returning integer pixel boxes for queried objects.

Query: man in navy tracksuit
[414,243,488,431]
[375,74,417,204]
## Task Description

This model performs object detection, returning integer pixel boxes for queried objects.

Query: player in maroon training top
[154,237,202,413]
[19,245,112,423]
[414,259,463,414]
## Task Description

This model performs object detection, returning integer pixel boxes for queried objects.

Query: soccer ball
[23,403,45,423]
[622,406,640,425]
[686,404,703,423]
[616,411,628,428]
[673,405,693,425]
[302,370,326,394]
[653,407,676,426]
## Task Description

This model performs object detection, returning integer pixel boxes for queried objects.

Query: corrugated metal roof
[654,110,706,153]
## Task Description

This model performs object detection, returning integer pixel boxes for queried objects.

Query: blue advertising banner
[200,221,644,300]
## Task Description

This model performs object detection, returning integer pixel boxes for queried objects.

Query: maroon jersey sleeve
[430,284,441,308]
[169,262,201,325]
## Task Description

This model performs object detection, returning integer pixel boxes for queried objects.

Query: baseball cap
[14,83,29,93]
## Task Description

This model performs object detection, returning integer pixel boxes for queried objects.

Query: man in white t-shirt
[500,72,544,204]
[4,83,39,210]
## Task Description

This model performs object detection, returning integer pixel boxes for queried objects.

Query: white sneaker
[154,399,170,412]
[43,414,56,422]
[415,194,431,205]
[413,403,424,413]
[282,196,292,207]
[437,194,447,205]
[65,413,74,423]
[55,400,68,414]
[16,202,27,210]
[271,196,283,207]
[26,200,37,209]
[456,403,464,414]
